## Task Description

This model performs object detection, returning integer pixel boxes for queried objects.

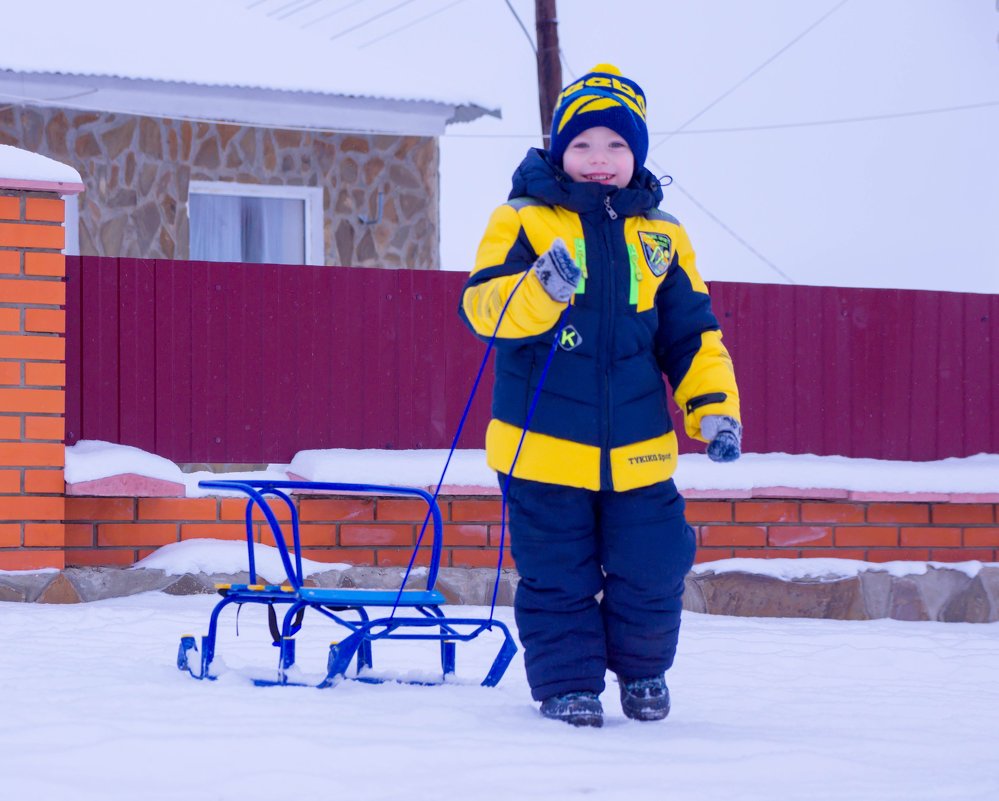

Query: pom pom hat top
[548,63,649,174]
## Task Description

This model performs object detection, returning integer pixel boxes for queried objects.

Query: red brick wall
[0,189,69,570]
[59,494,999,570]
[688,499,999,563]
[64,494,508,570]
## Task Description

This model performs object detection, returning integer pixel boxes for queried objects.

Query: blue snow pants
[503,475,696,702]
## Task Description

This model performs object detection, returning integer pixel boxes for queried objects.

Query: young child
[459,64,742,727]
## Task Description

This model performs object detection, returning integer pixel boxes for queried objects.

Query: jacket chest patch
[558,324,583,351]
[638,231,672,276]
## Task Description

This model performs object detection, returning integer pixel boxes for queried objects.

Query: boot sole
[622,702,670,721]
[545,712,603,728]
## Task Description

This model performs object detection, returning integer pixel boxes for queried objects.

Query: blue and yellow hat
[549,63,649,172]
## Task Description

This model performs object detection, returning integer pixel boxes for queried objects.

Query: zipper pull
[603,195,618,220]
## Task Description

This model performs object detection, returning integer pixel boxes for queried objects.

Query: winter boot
[539,691,604,727]
[619,675,671,721]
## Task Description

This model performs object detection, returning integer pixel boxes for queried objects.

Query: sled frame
[176,479,516,688]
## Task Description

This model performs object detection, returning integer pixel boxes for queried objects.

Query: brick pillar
[0,148,84,570]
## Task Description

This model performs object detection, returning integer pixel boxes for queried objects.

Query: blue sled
[177,480,517,688]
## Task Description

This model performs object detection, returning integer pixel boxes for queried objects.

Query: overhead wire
[640,0,853,284]
[645,151,795,284]
[359,0,474,48]
[300,0,367,29]
[441,98,999,138]
[504,0,537,54]
[669,178,797,285]
[268,0,312,17]
[273,0,326,20]
[650,0,851,153]
[327,0,422,42]
[558,50,577,81]
[658,99,999,134]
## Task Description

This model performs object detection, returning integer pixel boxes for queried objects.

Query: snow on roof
[1,0,499,117]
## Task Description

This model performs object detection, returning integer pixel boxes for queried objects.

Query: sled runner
[177,479,517,688]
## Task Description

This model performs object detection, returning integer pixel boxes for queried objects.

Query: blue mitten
[701,415,742,463]
[532,238,581,302]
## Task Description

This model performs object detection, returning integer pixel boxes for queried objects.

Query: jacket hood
[508,148,664,217]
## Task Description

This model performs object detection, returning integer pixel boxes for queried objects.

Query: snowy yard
[4,592,998,801]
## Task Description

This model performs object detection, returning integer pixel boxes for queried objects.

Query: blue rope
[390,269,533,618]
[489,304,573,619]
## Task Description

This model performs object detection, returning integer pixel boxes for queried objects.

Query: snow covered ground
[9,446,999,798]
[3,591,998,801]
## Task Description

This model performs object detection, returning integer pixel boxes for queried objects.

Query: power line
[359,0,473,48]
[327,0,422,42]
[647,148,795,284]
[504,0,537,55]
[300,0,367,29]
[665,99,999,134]
[650,0,851,153]
[558,49,577,81]
[664,174,797,285]
[274,0,326,20]
[442,98,999,138]
[268,0,313,17]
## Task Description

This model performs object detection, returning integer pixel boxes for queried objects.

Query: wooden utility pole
[535,0,562,147]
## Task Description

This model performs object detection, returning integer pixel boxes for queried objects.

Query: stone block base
[2,564,998,622]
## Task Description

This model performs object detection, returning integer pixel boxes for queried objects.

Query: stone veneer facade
[0,104,440,269]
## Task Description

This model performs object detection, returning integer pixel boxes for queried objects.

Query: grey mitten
[532,238,581,302]
[701,415,743,463]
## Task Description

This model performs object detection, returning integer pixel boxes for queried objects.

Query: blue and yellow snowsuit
[460,149,740,700]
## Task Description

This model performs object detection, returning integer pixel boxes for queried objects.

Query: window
[188,181,324,265]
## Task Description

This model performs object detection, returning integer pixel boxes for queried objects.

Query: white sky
[4,1,998,292]
[437,0,999,291]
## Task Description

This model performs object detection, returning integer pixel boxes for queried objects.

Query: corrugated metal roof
[2,0,500,114]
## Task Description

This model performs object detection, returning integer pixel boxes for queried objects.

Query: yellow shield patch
[638,231,672,276]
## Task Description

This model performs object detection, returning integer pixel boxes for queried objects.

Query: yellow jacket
[460,150,740,491]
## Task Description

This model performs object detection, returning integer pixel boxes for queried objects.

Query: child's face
[561,126,634,189]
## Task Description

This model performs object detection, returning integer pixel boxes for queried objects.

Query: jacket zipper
[599,194,619,490]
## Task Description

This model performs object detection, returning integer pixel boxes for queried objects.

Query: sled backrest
[197,480,444,591]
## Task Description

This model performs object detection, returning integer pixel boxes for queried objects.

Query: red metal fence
[65,257,997,463]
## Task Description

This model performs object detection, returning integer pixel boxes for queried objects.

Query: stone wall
[0,105,439,268]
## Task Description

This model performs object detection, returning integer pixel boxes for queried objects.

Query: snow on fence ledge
[39,443,999,571]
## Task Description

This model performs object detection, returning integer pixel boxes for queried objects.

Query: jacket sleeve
[458,204,566,342]
[653,224,741,442]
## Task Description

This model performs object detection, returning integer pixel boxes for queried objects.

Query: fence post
[0,146,84,570]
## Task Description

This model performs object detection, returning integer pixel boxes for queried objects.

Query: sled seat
[298,587,446,606]
[215,583,446,607]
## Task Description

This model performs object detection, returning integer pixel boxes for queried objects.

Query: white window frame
[187,180,324,266]
[63,193,80,256]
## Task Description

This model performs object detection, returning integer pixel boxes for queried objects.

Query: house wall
[0,105,440,268]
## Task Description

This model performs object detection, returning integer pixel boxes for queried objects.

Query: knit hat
[549,63,649,172]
